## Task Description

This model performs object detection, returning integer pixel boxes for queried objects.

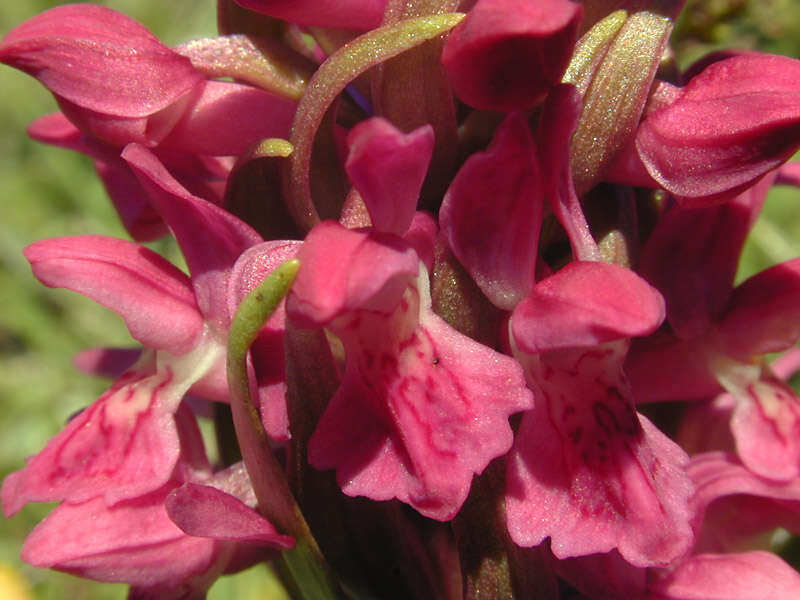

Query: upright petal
[345,118,434,237]
[287,221,420,326]
[718,257,800,359]
[637,177,770,339]
[440,111,543,310]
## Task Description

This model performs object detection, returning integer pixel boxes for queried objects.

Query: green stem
[226,258,344,600]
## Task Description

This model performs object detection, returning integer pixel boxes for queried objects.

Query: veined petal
[512,261,665,354]
[232,0,389,29]
[728,370,800,481]
[345,117,434,237]
[440,111,543,310]
[308,268,533,520]
[506,342,694,566]
[24,236,204,355]
[3,366,188,515]
[0,4,203,118]
[441,0,582,111]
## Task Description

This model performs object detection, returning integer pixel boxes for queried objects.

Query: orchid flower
[0,143,301,592]
[0,4,297,240]
[627,174,800,482]
[285,117,533,521]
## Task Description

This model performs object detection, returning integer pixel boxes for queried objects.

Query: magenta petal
[441,0,582,111]
[689,451,800,509]
[160,80,296,157]
[506,344,694,566]
[626,333,722,403]
[512,261,665,354]
[2,369,183,516]
[0,4,202,118]
[688,452,800,553]
[777,161,800,187]
[287,221,420,327]
[718,258,800,359]
[20,488,221,593]
[729,373,800,481]
[648,552,800,599]
[24,236,203,355]
[536,84,598,260]
[232,0,388,29]
[122,144,262,328]
[636,54,800,200]
[440,111,542,310]
[345,118,434,237]
[637,177,770,339]
[308,285,533,520]
[166,483,293,547]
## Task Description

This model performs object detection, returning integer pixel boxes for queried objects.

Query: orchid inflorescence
[3,1,800,598]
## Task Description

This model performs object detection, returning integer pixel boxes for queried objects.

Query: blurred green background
[0,1,799,598]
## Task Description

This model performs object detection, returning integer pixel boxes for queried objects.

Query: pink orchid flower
[506,261,695,567]
[0,4,296,240]
[627,174,800,482]
[284,117,533,520]
[1,143,295,534]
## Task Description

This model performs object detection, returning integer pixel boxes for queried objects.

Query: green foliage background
[0,1,799,598]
